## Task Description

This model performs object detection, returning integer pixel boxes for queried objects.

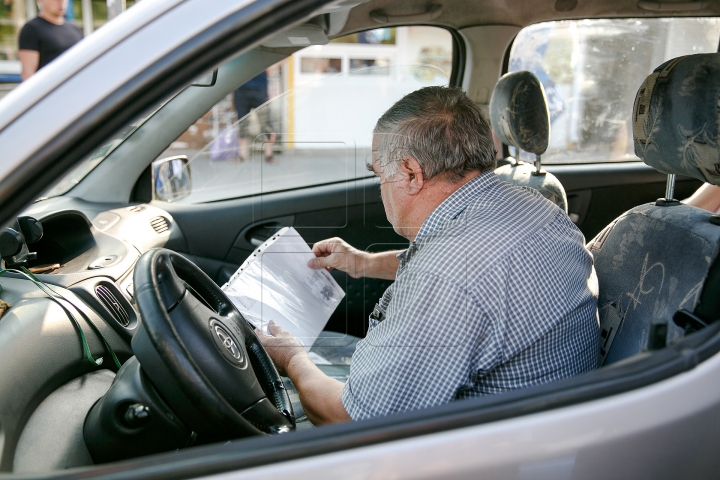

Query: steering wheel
[131,248,294,440]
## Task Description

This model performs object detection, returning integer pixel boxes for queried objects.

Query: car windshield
[41,125,139,199]
[40,109,159,200]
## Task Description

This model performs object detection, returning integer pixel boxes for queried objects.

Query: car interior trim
[459,25,521,106]
[448,26,465,87]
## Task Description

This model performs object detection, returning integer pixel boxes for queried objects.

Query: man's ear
[399,157,424,194]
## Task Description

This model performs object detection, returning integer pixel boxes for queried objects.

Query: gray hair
[372,86,496,182]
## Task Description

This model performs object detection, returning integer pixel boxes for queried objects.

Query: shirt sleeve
[18,22,39,51]
[341,269,495,421]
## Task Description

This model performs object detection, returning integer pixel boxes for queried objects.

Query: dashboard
[0,199,351,473]
[0,199,183,473]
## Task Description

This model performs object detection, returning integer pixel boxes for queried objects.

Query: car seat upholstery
[589,53,720,366]
[489,70,568,213]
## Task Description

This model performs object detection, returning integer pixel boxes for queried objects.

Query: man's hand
[254,320,306,376]
[255,320,351,425]
[307,237,369,278]
[308,237,401,280]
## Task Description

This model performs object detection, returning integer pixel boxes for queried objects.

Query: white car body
[0,0,718,478]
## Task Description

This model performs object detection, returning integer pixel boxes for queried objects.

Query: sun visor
[261,24,329,48]
[261,0,367,46]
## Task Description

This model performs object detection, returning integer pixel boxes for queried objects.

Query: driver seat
[589,53,720,366]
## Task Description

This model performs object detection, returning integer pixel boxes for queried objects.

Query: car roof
[339,0,720,34]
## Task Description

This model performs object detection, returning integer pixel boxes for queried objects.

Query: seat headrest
[489,71,550,156]
[633,54,720,186]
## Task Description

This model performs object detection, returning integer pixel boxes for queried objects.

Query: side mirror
[152,155,192,203]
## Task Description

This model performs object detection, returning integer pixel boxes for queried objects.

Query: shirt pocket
[367,284,393,331]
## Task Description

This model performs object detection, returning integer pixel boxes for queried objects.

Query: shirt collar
[414,170,498,242]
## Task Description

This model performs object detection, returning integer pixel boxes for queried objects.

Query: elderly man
[257,86,599,424]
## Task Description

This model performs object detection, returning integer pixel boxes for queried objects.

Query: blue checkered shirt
[341,171,600,421]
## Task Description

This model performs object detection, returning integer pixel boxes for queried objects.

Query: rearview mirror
[152,155,192,203]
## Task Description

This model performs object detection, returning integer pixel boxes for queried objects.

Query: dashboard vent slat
[96,285,130,327]
[150,216,169,234]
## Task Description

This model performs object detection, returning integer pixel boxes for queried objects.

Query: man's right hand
[307,237,369,278]
[308,238,401,280]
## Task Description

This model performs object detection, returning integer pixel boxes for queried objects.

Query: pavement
[166,146,370,204]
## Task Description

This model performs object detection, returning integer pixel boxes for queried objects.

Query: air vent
[127,205,144,212]
[150,216,169,234]
[96,285,130,327]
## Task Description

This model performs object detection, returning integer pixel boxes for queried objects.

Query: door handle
[246,222,282,247]
[233,215,295,251]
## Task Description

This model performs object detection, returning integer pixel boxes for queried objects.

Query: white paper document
[221,227,345,349]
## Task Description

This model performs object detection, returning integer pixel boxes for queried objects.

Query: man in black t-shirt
[18,0,82,80]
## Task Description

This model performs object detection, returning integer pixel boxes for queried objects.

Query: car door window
[158,26,453,204]
[508,18,720,164]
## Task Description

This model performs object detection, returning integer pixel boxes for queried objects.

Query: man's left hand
[255,320,306,376]
[255,320,351,425]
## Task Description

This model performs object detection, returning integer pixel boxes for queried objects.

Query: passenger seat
[489,70,568,213]
[589,53,720,366]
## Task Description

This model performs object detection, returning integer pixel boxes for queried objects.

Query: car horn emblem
[209,319,247,369]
